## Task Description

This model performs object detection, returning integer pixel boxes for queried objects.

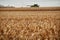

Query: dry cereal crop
[0,7,60,40]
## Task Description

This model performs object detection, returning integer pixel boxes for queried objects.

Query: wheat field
[0,8,60,40]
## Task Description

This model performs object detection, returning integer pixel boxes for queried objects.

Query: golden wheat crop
[0,8,60,40]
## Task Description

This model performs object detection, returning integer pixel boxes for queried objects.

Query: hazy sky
[0,0,60,7]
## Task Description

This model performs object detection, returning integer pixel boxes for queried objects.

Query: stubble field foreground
[0,7,60,40]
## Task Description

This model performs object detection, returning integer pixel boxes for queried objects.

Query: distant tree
[0,4,15,8]
[0,4,5,8]
[31,4,39,7]
[6,5,15,8]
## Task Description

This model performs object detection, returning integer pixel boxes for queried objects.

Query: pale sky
[0,0,60,7]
